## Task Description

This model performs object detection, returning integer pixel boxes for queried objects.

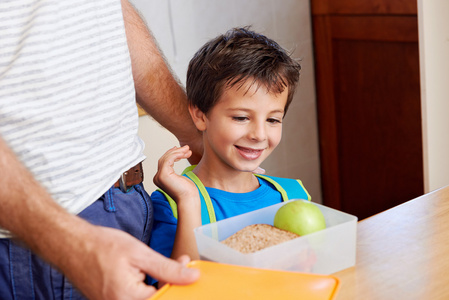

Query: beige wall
[132,0,322,202]
[417,0,449,192]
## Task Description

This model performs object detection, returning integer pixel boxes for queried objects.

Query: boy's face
[193,80,288,173]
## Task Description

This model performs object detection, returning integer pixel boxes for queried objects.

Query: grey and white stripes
[0,0,145,237]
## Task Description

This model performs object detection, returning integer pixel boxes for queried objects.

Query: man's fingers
[176,254,191,266]
[132,281,157,300]
[144,251,200,285]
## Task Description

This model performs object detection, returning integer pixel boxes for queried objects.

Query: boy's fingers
[253,167,266,174]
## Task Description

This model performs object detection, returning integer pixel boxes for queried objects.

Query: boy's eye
[232,116,249,121]
[267,118,282,124]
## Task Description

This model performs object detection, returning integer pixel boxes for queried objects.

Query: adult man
[0,0,201,299]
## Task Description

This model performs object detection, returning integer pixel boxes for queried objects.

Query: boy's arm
[121,0,202,164]
[171,197,202,261]
[153,146,202,262]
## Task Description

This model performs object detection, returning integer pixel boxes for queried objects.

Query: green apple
[273,200,326,236]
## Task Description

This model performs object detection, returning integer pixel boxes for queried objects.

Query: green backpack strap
[181,164,196,175]
[156,188,179,219]
[184,170,217,223]
[255,174,311,201]
[159,167,310,222]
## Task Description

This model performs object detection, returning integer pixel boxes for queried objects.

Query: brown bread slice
[221,224,299,253]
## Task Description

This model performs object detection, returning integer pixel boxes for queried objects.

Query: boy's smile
[191,79,289,180]
[234,145,264,160]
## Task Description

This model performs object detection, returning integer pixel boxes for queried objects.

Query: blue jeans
[0,183,153,300]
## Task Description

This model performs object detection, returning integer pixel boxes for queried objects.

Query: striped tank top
[0,0,145,237]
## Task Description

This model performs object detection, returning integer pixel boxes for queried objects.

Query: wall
[417,1,449,192]
[131,0,322,202]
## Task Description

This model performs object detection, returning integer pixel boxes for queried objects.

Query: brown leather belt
[114,162,144,192]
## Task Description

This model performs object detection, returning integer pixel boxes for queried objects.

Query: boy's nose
[249,122,267,141]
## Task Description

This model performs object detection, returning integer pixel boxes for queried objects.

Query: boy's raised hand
[154,145,203,262]
[153,145,200,204]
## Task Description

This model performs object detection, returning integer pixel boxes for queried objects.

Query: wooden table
[333,185,449,299]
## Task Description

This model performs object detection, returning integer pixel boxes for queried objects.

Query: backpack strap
[184,171,217,224]
[255,174,311,201]
[159,167,310,224]
[157,188,179,219]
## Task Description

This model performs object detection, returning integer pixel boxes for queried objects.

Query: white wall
[417,1,449,192]
[132,0,322,202]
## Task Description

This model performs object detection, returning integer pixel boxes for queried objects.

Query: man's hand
[61,224,200,300]
[0,137,199,300]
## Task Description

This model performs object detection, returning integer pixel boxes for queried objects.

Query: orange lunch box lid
[151,260,340,300]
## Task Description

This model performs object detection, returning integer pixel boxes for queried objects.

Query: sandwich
[221,224,299,253]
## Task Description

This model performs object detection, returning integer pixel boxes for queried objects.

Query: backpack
[157,166,311,225]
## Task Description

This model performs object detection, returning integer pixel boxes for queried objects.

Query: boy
[149,27,310,283]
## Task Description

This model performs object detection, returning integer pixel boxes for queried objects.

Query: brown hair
[186,27,301,115]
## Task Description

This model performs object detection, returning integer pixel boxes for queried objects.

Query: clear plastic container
[194,200,357,274]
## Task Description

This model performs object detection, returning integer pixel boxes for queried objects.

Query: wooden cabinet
[311,0,423,219]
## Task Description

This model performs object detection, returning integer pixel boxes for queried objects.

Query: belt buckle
[118,171,128,192]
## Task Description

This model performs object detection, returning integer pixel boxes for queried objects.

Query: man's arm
[121,0,203,164]
[0,136,199,299]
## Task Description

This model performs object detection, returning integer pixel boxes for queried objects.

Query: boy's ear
[188,104,207,131]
